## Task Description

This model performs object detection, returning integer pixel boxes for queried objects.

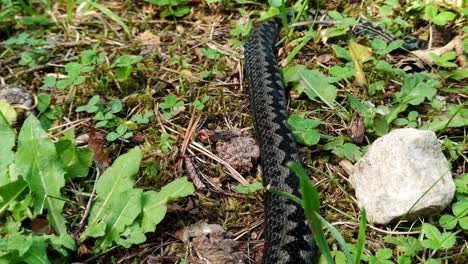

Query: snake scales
[244,11,427,264]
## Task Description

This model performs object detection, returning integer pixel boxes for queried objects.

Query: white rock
[350,128,455,225]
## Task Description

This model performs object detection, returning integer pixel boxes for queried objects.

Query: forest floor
[0,1,467,263]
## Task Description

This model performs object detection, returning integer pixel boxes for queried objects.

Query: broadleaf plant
[80,147,195,250]
[0,114,195,261]
[15,116,69,236]
[0,115,76,262]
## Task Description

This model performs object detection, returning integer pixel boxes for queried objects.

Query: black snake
[244,11,427,264]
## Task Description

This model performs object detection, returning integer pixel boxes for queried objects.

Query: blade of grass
[269,189,303,206]
[437,103,465,136]
[67,0,74,23]
[288,161,334,264]
[89,1,130,35]
[316,214,354,264]
[355,208,367,264]
[284,33,315,66]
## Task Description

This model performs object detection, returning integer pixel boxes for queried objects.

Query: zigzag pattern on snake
[244,11,427,264]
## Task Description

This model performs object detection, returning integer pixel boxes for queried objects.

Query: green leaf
[229,21,252,37]
[140,177,194,232]
[332,44,352,61]
[81,49,98,65]
[82,95,97,106]
[440,51,457,61]
[284,33,316,66]
[199,48,220,60]
[375,248,392,260]
[289,114,321,129]
[108,100,122,113]
[117,67,132,81]
[47,233,76,254]
[398,255,411,264]
[5,33,29,45]
[116,124,127,135]
[77,95,102,113]
[233,182,263,194]
[371,38,387,51]
[346,94,368,115]
[422,223,441,241]
[81,147,142,241]
[447,68,468,80]
[452,201,468,218]
[56,138,93,179]
[0,179,28,216]
[459,216,468,229]
[334,143,362,162]
[161,6,190,17]
[439,214,457,229]
[372,39,403,55]
[112,54,131,67]
[160,95,177,109]
[454,173,468,194]
[425,5,438,20]
[15,116,69,236]
[323,139,344,150]
[131,111,153,124]
[283,65,308,83]
[396,73,438,106]
[97,188,143,250]
[159,132,174,154]
[384,235,422,256]
[420,223,455,250]
[115,223,146,248]
[430,52,458,68]
[93,112,105,121]
[122,132,133,139]
[56,79,72,89]
[22,238,50,264]
[439,232,456,249]
[385,40,404,53]
[9,193,33,222]
[268,0,282,7]
[393,118,409,125]
[376,60,394,73]
[81,65,95,73]
[8,232,33,256]
[297,69,337,107]
[407,111,418,121]
[0,100,18,125]
[73,76,86,86]
[37,94,51,113]
[0,112,16,186]
[288,115,321,146]
[421,104,468,131]
[333,250,347,264]
[64,62,81,80]
[387,73,438,124]
[434,11,456,26]
[329,65,356,81]
[40,76,56,90]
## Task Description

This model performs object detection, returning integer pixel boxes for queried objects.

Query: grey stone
[350,128,455,225]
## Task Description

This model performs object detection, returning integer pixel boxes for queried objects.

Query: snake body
[244,11,427,264]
